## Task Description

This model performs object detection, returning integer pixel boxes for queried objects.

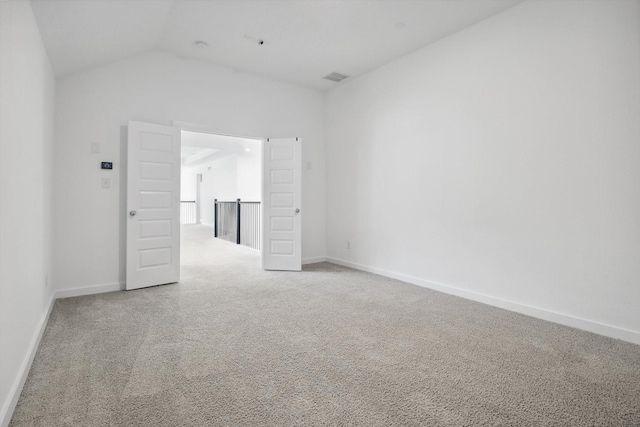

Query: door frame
[173,122,264,144]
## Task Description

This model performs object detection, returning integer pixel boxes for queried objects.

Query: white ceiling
[181,130,260,166]
[181,147,219,166]
[31,0,523,91]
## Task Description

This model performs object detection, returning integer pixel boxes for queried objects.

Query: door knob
[129,210,137,217]
[295,208,300,214]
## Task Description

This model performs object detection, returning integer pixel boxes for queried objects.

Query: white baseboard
[302,256,327,265]
[326,257,640,346]
[1,294,55,427]
[55,282,123,299]
[3,260,636,427]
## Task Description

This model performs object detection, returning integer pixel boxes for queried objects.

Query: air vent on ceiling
[323,72,349,83]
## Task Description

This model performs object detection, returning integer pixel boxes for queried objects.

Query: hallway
[180,224,261,283]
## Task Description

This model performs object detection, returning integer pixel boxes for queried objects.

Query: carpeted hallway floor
[10,225,640,426]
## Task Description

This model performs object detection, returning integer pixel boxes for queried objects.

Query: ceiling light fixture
[195,41,208,49]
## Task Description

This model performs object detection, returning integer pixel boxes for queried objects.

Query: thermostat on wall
[101,162,113,170]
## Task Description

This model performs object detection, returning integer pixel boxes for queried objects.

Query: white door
[126,121,181,290]
[262,138,302,271]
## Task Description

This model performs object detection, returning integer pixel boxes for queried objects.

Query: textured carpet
[10,225,640,426]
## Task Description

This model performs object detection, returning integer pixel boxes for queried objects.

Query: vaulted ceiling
[31,0,522,91]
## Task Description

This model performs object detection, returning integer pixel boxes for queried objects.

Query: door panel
[126,121,181,290]
[262,138,301,271]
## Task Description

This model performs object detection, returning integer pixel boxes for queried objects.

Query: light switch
[91,143,100,154]
[101,178,110,189]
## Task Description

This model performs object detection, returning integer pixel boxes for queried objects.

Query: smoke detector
[323,72,349,83]
[195,41,208,49]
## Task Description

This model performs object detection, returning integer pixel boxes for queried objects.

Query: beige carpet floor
[10,225,640,426]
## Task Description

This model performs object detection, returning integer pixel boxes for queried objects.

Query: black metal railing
[239,202,261,250]
[214,199,261,250]
[214,200,238,243]
[180,201,197,225]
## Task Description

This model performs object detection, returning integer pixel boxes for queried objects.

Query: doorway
[126,120,302,290]
[179,129,263,252]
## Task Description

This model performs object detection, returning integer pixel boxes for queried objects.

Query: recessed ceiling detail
[323,72,349,83]
[180,131,261,167]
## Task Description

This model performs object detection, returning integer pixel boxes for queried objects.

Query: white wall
[200,155,238,226]
[182,141,262,226]
[180,166,198,202]
[326,0,640,342]
[0,1,55,424]
[54,51,326,292]
[236,141,262,202]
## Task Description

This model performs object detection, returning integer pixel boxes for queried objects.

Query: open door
[262,137,302,271]
[126,121,181,290]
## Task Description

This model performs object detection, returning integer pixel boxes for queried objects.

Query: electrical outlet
[101,178,111,189]
[347,241,351,249]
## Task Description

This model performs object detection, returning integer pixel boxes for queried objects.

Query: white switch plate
[101,178,110,189]
[91,143,100,154]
